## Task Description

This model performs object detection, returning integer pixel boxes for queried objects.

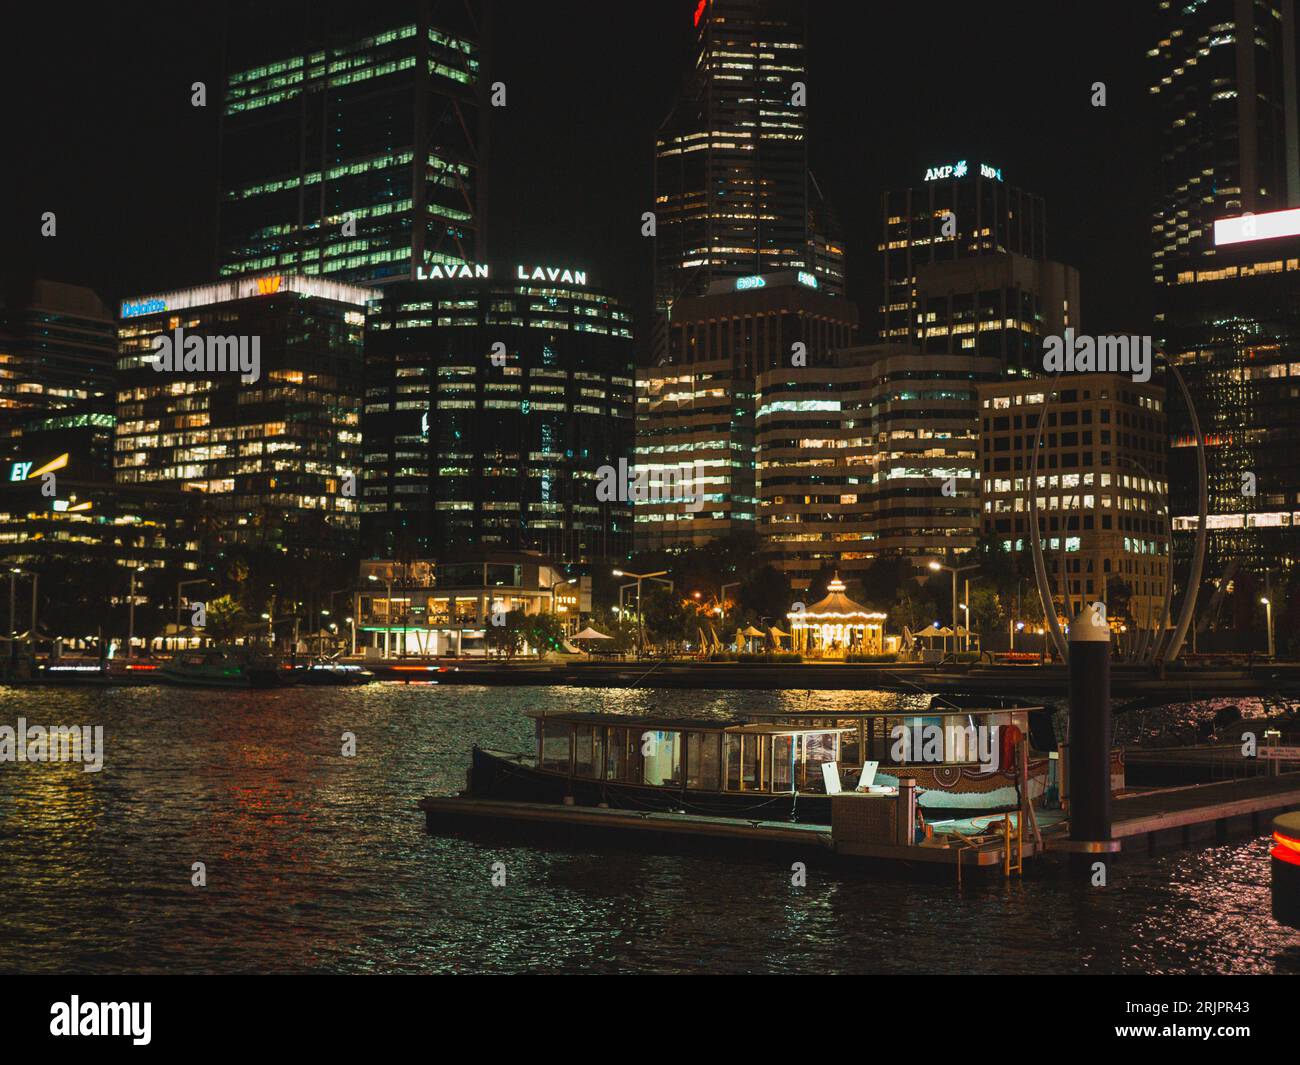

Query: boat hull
[466,748,1048,822]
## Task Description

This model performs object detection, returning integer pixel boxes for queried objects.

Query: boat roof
[526,711,855,735]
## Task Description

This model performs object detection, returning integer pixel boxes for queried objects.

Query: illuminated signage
[414,263,590,286]
[924,160,1002,182]
[417,263,490,280]
[7,453,68,482]
[516,265,587,285]
[119,276,369,319]
[797,271,819,289]
[735,275,766,291]
[1214,207,1300,246]
[122,298,167,319]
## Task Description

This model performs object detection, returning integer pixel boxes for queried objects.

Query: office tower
[910,252,1081,376]
[977,374,1169,629]
[1149,0,1299,299]
[654,0,846,355]
[218,0,484,285]
[880,160,1047,343]
[636,271,857,552]
[1152,0,1300,577]
[115,275,369,560]
[361,263,634,565]
[0,280,117,438]
[1164,214,1300,574]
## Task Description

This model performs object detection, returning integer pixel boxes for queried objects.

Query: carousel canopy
[788,575,887,623]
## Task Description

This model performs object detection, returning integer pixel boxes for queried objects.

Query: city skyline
[6,1,1156,341]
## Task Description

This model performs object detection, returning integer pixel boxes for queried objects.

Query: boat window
[574,725,597,777]
[741,735,759,791]
[642,730,681,786]
[772,736,795,793]
[605,727,627,780]
[725,734,741,790]
[540,720,572,773]
[801,732,839,789]
[685,732,722,790]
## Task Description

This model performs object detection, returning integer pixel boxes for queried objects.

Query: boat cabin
[528,703,1049,796]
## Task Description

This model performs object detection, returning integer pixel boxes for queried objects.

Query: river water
[1,684,1298,974]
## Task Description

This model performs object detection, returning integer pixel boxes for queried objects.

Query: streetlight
[127,565,146,660]
[1261,597,1275,659]
[718,581,740,623]
[927,560,978,656]
[548,577,577,632]
[612,569,670,658]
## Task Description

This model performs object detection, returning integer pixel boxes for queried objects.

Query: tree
[205,595,246,643]
[740,564,792,622]
[522,612,567,657]
[484,611,526,659]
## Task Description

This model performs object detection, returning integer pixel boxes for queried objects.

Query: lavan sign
[415,263,589,286]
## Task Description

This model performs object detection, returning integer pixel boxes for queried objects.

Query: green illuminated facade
[218,0,483,285]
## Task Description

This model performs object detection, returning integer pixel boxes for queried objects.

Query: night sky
[4,1,1155,343]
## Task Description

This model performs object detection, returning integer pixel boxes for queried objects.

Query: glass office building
[361,266,634,564]
[654,0,845,356]
[218,0,484,285]
[115,275,369,561]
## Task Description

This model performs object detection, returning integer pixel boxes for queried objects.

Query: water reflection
[0,683,1297,973]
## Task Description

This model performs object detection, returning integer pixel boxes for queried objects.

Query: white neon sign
[1214,207,1300,246]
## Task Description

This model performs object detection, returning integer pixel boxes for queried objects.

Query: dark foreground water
[1,684,1298,974]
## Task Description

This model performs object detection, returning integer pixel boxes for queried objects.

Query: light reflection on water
[0,684,1298,974]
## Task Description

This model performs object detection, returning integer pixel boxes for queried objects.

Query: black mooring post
[1069,606,1112,870]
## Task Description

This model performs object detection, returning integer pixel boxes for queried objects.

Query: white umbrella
[571,626,612,640]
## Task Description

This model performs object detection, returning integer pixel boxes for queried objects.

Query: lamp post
[928,561,977,656]
[127,566,146,660]
[613,569,670,658]
[1261,597,1275,659]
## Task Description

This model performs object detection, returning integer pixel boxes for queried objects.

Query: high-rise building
[1149,0,1299,300]
[0,280,117,439]
[978,374,1169,630]
[115,275,369,560]
[880,161,1047,343]
[1151,1,1300,578]
[218,0,484,286]
[636,271,857,552]
[361,264,634,565]
[910,252,1081,376]
[654,0,845,356]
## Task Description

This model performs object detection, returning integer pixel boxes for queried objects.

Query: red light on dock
[1273,829,1300,867]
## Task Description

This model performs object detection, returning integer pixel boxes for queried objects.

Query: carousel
[787,575,888,657]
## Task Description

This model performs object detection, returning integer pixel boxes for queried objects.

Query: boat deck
[418,771,1300,876]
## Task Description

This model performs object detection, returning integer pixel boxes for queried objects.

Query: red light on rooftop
[694,0,706,27]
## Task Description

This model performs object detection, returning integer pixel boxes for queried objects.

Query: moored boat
[457,699,1100,823]
[159,646,281,688]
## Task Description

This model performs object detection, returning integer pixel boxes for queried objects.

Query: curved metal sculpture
[1027,374,1070,662]
[1157,361,1208,664]
[1025,358,1208,666]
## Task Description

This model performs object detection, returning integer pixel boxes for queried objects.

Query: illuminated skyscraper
[217,0,485,286]
[880,162,1048,344]
[361,264,634,565]
[654,0,845,355]
[115,275,369,560]
[1152,1,1300,578]
[1149,0,1299,300]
